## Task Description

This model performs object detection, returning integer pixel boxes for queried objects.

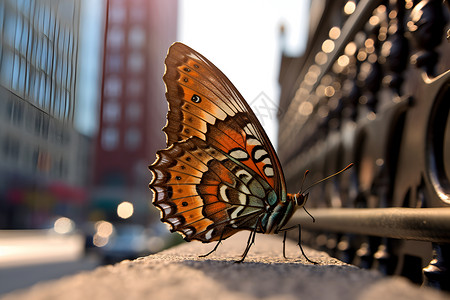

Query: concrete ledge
[2,232,448,300]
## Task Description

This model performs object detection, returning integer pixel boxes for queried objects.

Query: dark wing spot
[239,173,249,180]
[182,201,188,207]
[191,94,201,103]
[167,186,173,198]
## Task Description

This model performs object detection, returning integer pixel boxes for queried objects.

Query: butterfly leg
[199,231,224,258]
[297,224,318,265]
[235,226,258,263]
[279,225,297,259]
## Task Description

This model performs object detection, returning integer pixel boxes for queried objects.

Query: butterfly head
[288,169,310,209]
[293,192,308,208]
[288,164,353,222]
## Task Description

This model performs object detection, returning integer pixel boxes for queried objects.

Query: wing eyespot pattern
[191,94,202,103]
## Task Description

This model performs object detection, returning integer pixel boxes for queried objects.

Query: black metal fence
[277,0,450,290]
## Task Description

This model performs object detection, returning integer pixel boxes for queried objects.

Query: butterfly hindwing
[149,136,273,242]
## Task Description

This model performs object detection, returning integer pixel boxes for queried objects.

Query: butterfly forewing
[163,43,284,191]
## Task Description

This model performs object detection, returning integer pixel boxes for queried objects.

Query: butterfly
[149,42,352,263]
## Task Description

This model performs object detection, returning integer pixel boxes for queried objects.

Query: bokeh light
[117,201,134,219]
[344,1,356,15]
[53,217,75,234]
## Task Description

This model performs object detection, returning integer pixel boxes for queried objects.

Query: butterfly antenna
[303,163,354,194]
[298,170,310,194]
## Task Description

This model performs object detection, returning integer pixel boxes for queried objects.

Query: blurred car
[99,223,150,264]
[81,221,98,255]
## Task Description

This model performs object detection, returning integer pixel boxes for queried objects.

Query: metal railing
[291,208,450,243]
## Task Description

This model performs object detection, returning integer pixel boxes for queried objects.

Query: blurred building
[92,0,177,223]
[0,0,90,229]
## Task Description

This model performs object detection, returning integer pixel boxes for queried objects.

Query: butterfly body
[149,42,308,259]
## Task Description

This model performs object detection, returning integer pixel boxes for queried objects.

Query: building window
[107,53,123,72]
[126,102,141,121]
[109,4,126,24]
[7,99,24,126]
[0,49,13,87]
[107,27,124,49]
[102,127,119,151]
[3,10,16,45]
[103,101,120,123]
[12,54,26,93]
[104,76,122,97]
[125,127,141,150]
[127,52,144,73]
[128,26,145,49]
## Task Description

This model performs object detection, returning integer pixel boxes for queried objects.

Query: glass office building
[0,0,90,229]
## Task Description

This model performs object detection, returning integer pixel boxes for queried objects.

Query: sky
[75,0,105,138]
[177,0,310,147]
[75,0,310,149]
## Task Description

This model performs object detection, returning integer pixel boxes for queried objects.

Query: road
[2,232,447,300]
[0,230,100,295]
[0,257,99,295]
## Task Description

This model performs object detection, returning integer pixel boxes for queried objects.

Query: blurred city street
[0,230,99,295]
[0,0,449,295]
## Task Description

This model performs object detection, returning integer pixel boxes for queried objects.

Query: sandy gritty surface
[2,232,449,300]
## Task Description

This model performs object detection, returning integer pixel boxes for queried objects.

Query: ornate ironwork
[277,0,450,290]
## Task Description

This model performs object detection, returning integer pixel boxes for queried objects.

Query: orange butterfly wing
[150,42,287,242]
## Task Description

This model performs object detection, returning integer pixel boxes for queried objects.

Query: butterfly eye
[295,194,305,206]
